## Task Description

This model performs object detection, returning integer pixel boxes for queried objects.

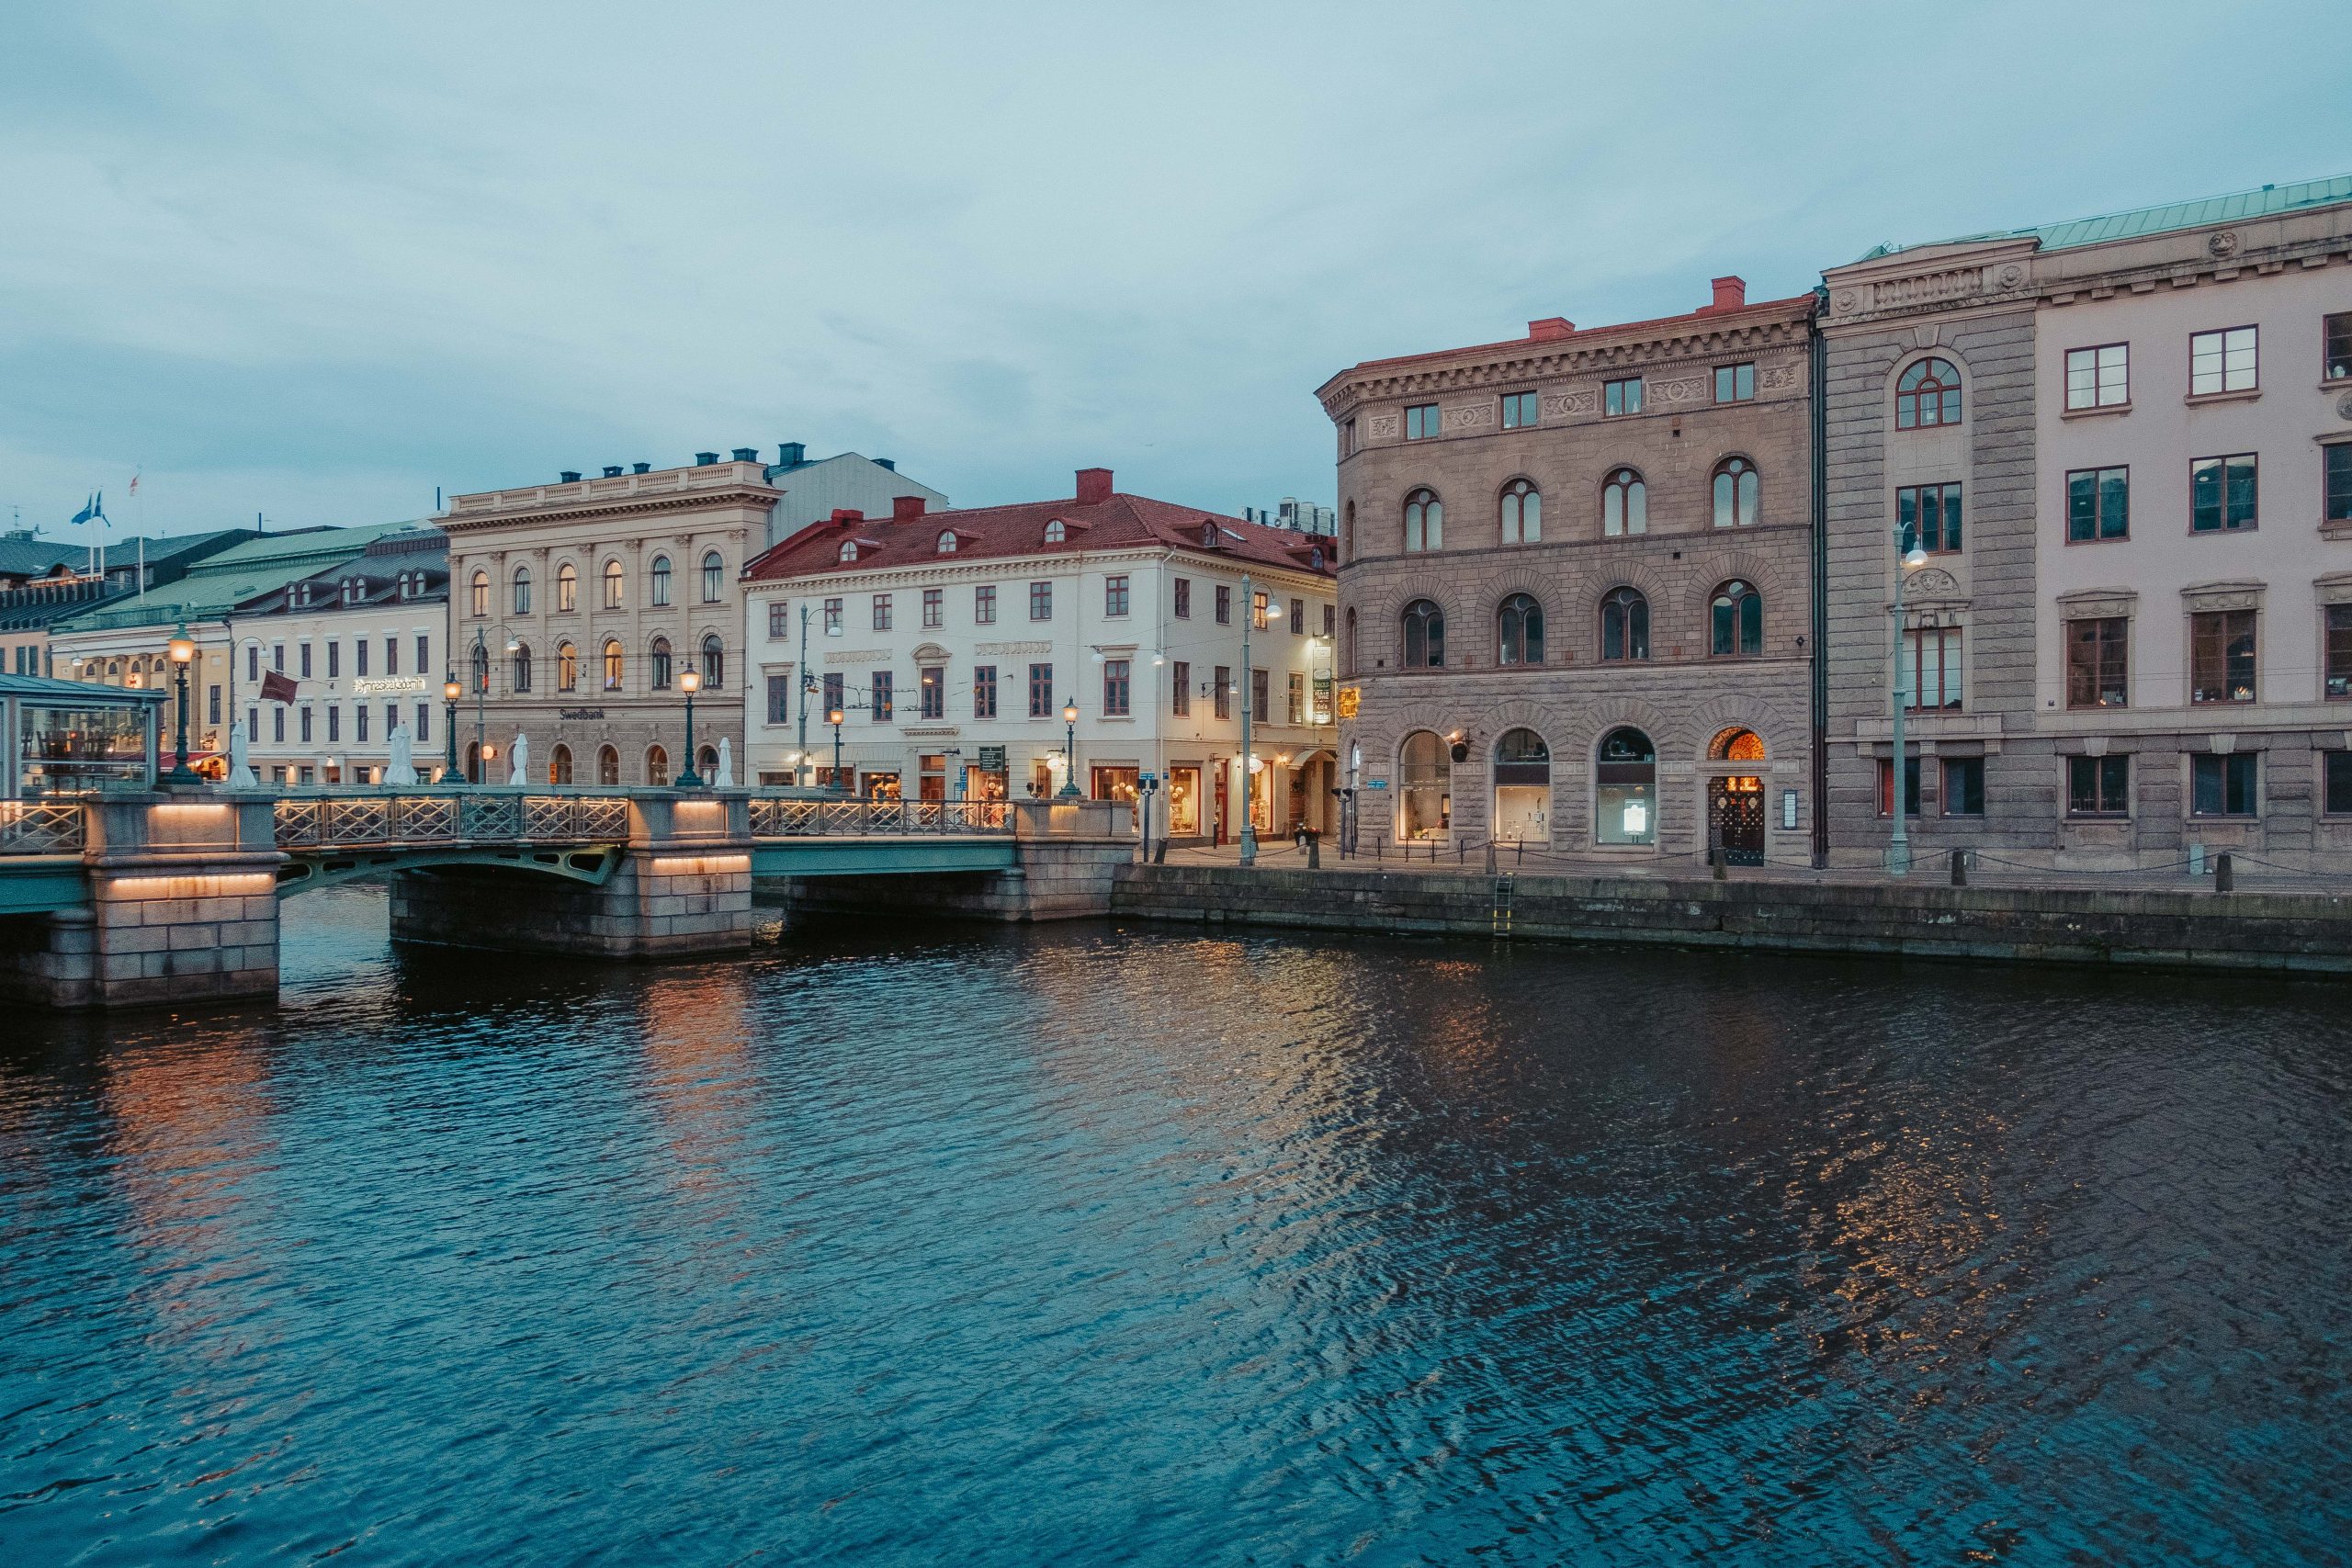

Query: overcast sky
[4,1,2346,542]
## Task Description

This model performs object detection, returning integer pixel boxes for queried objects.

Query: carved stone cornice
[1822,238,2039,331]
[439,486,778,534]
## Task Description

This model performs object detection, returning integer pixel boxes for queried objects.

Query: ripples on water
[2,886,2347,1566]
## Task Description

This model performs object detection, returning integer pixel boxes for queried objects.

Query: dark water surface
[3,887,2347,1566]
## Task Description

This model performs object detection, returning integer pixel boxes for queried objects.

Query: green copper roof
[1857,173,2352,261]
[52,521,429,632]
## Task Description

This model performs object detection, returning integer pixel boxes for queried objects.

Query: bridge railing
[0,802,87,855]
[273,793,633,851]
[747,797,1012,837]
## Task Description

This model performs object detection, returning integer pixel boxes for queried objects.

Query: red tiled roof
[742,486,1336,584]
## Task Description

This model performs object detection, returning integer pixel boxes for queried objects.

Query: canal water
[3,887,2346,1566]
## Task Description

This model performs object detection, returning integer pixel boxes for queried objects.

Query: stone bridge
[0,790,1130,1010]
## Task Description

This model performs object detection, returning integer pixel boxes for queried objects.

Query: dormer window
[1309,545,1326,570]
[937,530,957,555]
[839,541,858,562]
[1201,521,1218,547]
[1043,520,1066,544]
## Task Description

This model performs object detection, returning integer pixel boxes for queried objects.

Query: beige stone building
[1318,278,1819,864]
[438,454,781,785]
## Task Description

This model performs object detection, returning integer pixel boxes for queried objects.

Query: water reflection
[0,887,2346,1566]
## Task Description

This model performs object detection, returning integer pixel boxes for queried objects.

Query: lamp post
[442,674,461,784]
[828,705,845,792]
[164,621,198,785]
[1888,527,1929,874]
[1059,697,1080,797]
[676,666,704,787]
[1238,571,1256,866]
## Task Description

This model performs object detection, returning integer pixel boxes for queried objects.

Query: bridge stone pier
[762,798,1136,921]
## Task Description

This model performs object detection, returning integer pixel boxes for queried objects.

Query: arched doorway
[1707,728,1767,865]
[464,740,482,784]
[697,744,719,782]
[1595,728,1657,845]
[549,743,573,786]
[1492,728,1550,843]
[1397,729,1450,840]
[596,744,620,786]
[646,745,670,786]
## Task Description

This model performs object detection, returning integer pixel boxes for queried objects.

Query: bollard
[1950,848,1966,886]
[1484,838,1497,874]
[1711,844,1726,881]
[1153,835,1170,865]
[1307,834,1320,870]
[2215,852,2234,893]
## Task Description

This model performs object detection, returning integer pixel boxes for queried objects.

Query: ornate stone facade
[1318,279,1820,864]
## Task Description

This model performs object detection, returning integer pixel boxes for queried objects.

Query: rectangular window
[1215,585,1231,625]
[2190,608,2257,704]
[1251,591,1270,630]
[415,635,428,673]
[1404,403,1439,440]
[2189,325,2257,395]
[1173,578,1191,619]
[1289,597,1305,635]
[2190,453,2258,532]
[765,673,790,725]
[273,706,285,743]
[1713,363,1755,403]
[300,642,312,679]
[2068,755,2130,817]
[1029,581,1052,621]
[385,704,398,743]
[326,705,340,742]
[208,685,221,725]
[273,643,285,672]
[2326,313,2352,383]
[1901,626,1963,711]
[1322,604,1335,637]
[2328,604,2352,700]
[1876,757,1922,817]
[247,645,259,683]
[920,665,944,719]
[383,637,396,675]
[871,671,893,721]
[1028,663,1053,718]
[2191,753,2257,818]
[2325,751,2352,815]
[1104,575,1129,617]
[1500,390,1538,429]
[1897,482,1963,554]
[872,593,892,631]
[1604,378,1643,417]
[1102,659,1130,717]
[299,705,311,742]
[356,638,369,676]
[326,641,340,678]
[1214,665,1231,720]
[2064,344,2130,410]
[355,704,368,742]
[974,585,995,625]
[1287,671,1305,725]
[769,602,790,638]
[2066,617,2130,708]
[1251,667,1270,720]
[822,671,843,717]
[922,588,942,629]
[414,704,428,744]
[823,597,842,635]
[1941,757,1984,817]
[973,666,997,719]
[1171,660,1191,716]
[2066,466,2130,541]
[2326,444,2352,525]
[1342,417,1356,456]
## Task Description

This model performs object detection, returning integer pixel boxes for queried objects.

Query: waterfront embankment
[1111,862,2352,975]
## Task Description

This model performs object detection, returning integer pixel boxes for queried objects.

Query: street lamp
[442,674,461,783]
[828,705,845,792]
[164,621,199,785]
[1888,529,1930,874]
[676,666,705,787]
[1059,697,1080,797]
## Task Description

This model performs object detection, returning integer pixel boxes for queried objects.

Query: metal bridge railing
[272,793,633,852]
[0,802,87,855]
[746,797,1012,837]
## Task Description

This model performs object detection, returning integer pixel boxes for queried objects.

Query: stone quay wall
[761,798,1136,923]
[1109,863,2352,975]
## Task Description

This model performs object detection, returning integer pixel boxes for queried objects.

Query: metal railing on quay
[746,796,1013,837]
[0,801,88,855]
[271,791,632,851]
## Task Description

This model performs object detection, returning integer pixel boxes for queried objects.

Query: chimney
[1527,317,1575,341]
[695,451,719,466]
[601,465,625,478]
[874,457,896,471]
[631,461,650,474]
[892,495,927,522]
[1075,468,1114,505]
[777,442,807,467]
[1708,276,1746,312]
[560,470,582,483]
[730,446,759,462]
[831,508,864,525]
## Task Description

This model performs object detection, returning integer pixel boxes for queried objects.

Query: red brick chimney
[831,508,864,525]
[891,495,926,521]
[1527,317,1575,341]
[1707,276,1747,312]
[1075,468,1114,505]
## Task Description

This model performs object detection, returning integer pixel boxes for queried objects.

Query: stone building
[1317,277,1820,864]
[1820,174,2352,871]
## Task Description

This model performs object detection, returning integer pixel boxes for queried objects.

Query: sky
[3,1,2347,544]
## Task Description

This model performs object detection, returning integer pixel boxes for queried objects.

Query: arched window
[601,558,624,609]
[649,555,672,605]
[646,745,670,787]
[1596,728,1657,844]
[511,641,533,692]
[1600,587,1649,661]
[1043,520,1066,544]
[840,540,858,563]
[469,570,489,617]
[1404,489,1442,552]
[701,551,724,602]
[470,641,490,693]
[556,562,578,613]
[556,641,579,692]
[549,743,573,786]
[1493,728,1551,843]
[697,745,719,781]
[1710,728,1767,761]
[596,744,619,786]
[1712,457,1759,527]
[1711,580,1763,657]
[1602,469,1646,536]
[1398,730,1451,840]
[1401,599,1445,668]
[1499,479,1541,545]
[937,530,958,554]
[1897,357,1962,429]
[650,636,673,690]
[1497,592,1544,665]
[602,638,624,691]
[700,634,724,687]
[512,565,532,615]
